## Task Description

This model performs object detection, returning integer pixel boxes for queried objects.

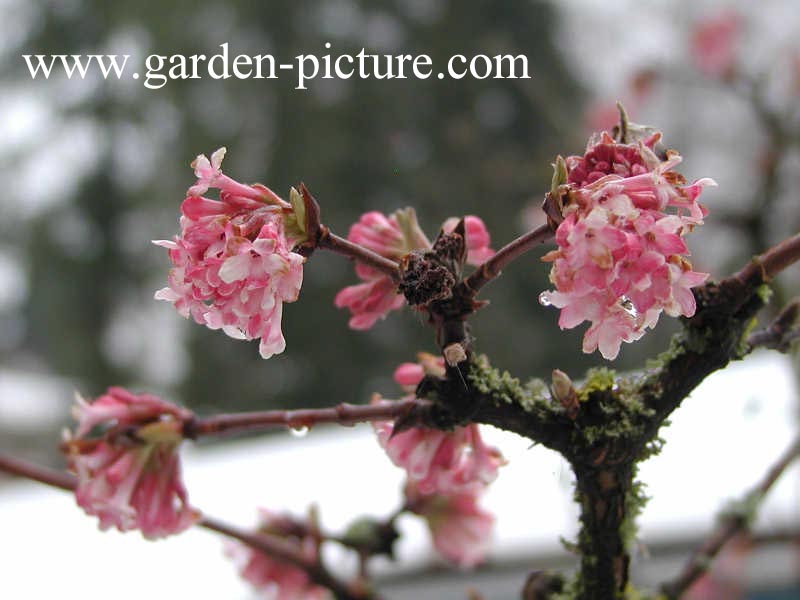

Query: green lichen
[549,576,581,600]
[525,376,550,400]
[735,316,760,358]
[570,378,655,449]
[646,329,688,371]
[641,435,666,460]
[577,367,616,401]
[559,535,579,555]
[622,584,664,600]
[468,354,549,412]
[720,490,761,528]
[620,472,649,550]
[756,283,773,304]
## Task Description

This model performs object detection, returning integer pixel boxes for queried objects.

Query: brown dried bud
[542,189,566,230]
[398,251,456,306]
[432,219,468,269]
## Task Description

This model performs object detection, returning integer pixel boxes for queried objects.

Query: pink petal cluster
[686,533,750,600]
[690,11,741,78]
[404,482,494,569]
[335,210,494,330]
[373,354,505,495]
[155,148,305,359]
[64,387,198,539]
[441,216,496,264]
[225,509,327,600]
[540,132,714,360]
[372,354,501,567]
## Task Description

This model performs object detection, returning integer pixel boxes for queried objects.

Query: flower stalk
[462,224,554,295]
[185,399,422,439]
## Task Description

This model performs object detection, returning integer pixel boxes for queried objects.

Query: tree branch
[0,453,76,491]
[413,354,572,455]
[746,299,800,352]
[317,229,401,282]
[463,224,554,296]
[639,231,800,429]
[734,232,800,290]
[0,453,377,600]
[200,516,375,600]
[660,435,800,599]
[185,399,421,439]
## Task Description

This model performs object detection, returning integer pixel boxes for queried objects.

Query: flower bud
[551,369,578,418]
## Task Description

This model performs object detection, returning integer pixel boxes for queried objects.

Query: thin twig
[642,231,800,424]
[747,300,800,352]
[0,453,76,491]
[186,399,421,438]
[463,224,554,295]
[748,328,800,351]
[661,435,800,599]
[0,453,377,600]
[199,516,374,600]
[317,228,401,282]
[735,232,800,290]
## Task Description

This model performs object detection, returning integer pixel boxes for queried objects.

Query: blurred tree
[6,0,597,429]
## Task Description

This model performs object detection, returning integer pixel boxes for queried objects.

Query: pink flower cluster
[63,387,198,539]
[540,132,714,360]
[690,11,741,78]
[404,481,494,569]
[373,354,502,567]
[155,148,305,359]
[225,509,327,600]
[335,210,494,329]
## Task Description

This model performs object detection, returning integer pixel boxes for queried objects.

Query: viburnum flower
[335,209,494,329]
[404,481,494,569]
[372,354,505,495]
[540,131,714,360]
[62,387,198,539]
[690,11,741,79]
[154,148,305,359]
[225,509,328,600]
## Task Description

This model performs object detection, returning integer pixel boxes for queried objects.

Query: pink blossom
[347,211,410,257]
[225,510,327,600]
[336,210,494,329]
[155,148,305,359]
[393,352,447,391]
[442,216,495,264]
[374,419,504,494]
[405,482,494,569]
[372,355,505,495]
[334,275,405,330]
[63,388,198,539]
[540,134,712,360]
[334,210,418,329]
[685,533,750,600]
[690,11,741,78]
[565,131,660,188]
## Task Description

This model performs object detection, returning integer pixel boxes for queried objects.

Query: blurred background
[1,0,799,597]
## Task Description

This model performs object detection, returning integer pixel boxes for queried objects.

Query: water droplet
[289,426,309,438]
[538,292,552,307]
[620,297,638,318]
